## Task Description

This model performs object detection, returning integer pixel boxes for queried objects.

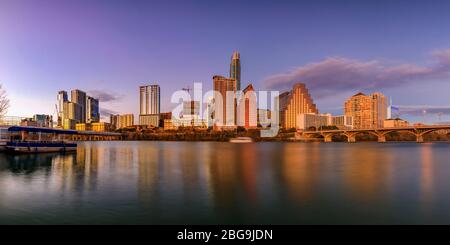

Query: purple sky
[1,0,450,124]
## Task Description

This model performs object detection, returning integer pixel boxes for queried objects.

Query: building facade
[111,114,134,129]
[344,92,387,129]
[230,51,241,91]
[164,118,208,130]
[212,75,237,129]
[139,114,160,127]
[278,83,318,129]
[63,101,82,129]
[383,118,409,128]
[237,84,257,128]
[297,113,353,130]
[86,96,100,123]
[332,115,354,129]
[57,91,68,127]
[140,85,160,115]
[297,113,330,130]
[71,89,87,123]
[33,114,53,128]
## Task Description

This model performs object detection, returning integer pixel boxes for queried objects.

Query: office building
[33,114,53,128]
[212,75,237,129]
[111,114,134,129]
[140,85,160,115]
[331,115,353,129]
[57,91,68,127]
[297,113,331,130]
[237,84,257,128]
[344,92,387,129]
[139,114,160,127]
[86,96,100,123]
[63,101,82,129]
[91,122,111,132]
[71,89,87,123]
[278,83,318,129]
[230,51,241,90]
[297,113,353,130]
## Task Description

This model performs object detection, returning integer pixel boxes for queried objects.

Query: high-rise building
[71,89,87,123]
[230,51,241,90]
[212,75,237,128]
[344,92,387,129]
[62,101,82,129]
[140,85,160,115]
[387,97,400,119]
[86,96,100,123]
[237,84,257,128]
[278,83,318,129]
[57,91,68,127]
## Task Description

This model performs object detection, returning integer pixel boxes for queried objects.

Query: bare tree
[0,84,10,116]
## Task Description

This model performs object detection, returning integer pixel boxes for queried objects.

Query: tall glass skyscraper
[229,51,241,90]
[71,89,87,123]
[86,96,100,123]
[57,90,68,127]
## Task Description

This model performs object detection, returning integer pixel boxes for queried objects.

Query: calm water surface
[1,141,450,224]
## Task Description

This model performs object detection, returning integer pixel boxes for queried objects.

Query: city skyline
[2,1,450,124]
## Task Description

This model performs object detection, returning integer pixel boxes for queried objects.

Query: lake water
[1,141,450,224]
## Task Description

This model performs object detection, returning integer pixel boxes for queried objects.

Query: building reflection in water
[341,145,393,202]
[280,143,321,203]
[420,144,434,210]
[0,142,448,224]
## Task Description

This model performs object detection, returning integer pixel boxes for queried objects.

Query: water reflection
[0,142,449,224]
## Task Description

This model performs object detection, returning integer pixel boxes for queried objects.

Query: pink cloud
[264,49,450,98]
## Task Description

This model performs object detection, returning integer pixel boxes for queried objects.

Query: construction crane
[182,85,192,93]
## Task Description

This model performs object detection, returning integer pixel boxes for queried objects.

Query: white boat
[229,137,253,143]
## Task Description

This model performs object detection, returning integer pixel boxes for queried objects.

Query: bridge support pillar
[347,135,356,143]
[416,135,424,143]
[324,134,333,142]
[378,135,386,143]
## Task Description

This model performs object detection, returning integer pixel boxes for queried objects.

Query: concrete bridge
[300,125,450,143]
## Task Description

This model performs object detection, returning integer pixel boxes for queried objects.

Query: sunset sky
[1,0,450,123]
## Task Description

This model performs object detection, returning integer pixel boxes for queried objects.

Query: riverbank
[116,128,450,142]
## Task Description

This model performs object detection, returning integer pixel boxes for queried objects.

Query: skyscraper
[237,84,257,128]
[71,89,87,123]
[213,75,237,128]
[139,85,160,115]
[57,91,68,127]
[86,96,100,123]
[278,83,318,129]
[139,85,160,126]
[344,92,387,129]
[230,51,241,91]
